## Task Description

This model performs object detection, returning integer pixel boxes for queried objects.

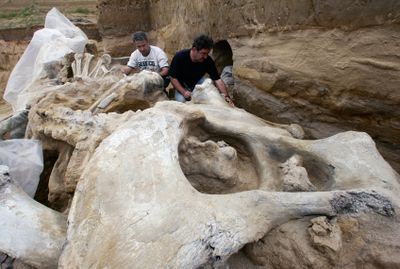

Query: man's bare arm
[170,77,191,100]
[214,79,234,105]
[121,66,140,75]
[159,67,169,77]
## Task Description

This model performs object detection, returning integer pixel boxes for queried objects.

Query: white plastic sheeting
[0,139,43,197]
[3,7,88,112]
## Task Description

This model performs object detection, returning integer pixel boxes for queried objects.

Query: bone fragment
[0,165,66,269]
[81,53,94,77]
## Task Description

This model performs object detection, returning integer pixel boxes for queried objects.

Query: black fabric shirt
[169,49,220,90]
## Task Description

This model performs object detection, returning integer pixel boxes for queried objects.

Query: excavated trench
[0,1,399,268]
[1,14,400,268]
[0,32,361,209]
[0,34,239,209]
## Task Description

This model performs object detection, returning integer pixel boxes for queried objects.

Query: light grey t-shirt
[221,65,234,85]
[127,45,169,72]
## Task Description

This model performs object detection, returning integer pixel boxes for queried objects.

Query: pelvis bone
[3,64,399,268]
[53,80,398,268]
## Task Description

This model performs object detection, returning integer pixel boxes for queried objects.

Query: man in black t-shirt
[169,35,234,105]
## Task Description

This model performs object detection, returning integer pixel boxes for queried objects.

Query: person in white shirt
[122,31,170,88]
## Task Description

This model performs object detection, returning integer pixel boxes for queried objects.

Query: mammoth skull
[1,54,399,269]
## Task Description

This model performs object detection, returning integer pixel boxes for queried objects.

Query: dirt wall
[97,0,400,172]
[0,39,28,118]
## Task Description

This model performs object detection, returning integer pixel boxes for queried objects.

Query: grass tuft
[20,5,39,17]
[71,7,90,14]
[0,11,18,19]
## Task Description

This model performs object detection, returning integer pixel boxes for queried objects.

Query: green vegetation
[0,11,17,19]
[0,4,43,29]
[0,2,96,30]
[71,7,91,14]
[0,4,39,20]
[20,5,39,17]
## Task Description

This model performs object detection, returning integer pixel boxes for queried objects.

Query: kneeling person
[122,31,170,88]
[169,34,233,105]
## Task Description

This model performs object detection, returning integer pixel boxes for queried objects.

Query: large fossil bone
[54,82,398,268]
[26,69,167,210]
[0,165,66,269]
[0,107,29,139]
[2,42,399,268]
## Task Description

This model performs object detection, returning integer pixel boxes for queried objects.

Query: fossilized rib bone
[88,54,112,79]
[71,53,111,80]
[71,53,82,77]
[0,165,66,269]
[81,53,94,77]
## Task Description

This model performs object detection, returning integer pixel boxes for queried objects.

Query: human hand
[224,95,235,107]
[183,90,192,101]
[121,66,131,75]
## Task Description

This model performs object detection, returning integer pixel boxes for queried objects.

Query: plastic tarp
[3,7,88,112]
[0,139,43,197]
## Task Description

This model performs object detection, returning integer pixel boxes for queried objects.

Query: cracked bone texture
[0,165,66,269]
[51,81,400,268]
[3,49,400,267]
[97,0,400,174]
[0,2,399,268]
[26,61,167,211]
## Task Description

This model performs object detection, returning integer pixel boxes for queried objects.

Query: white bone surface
[0,165,66,269]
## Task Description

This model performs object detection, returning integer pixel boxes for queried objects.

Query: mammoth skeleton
[0,47,399,268]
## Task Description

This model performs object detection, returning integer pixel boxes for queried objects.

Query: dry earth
[1,2,400,268]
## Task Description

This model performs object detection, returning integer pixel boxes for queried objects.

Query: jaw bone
[0,165,66,269]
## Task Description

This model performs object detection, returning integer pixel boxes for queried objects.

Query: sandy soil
[0,39,28,118]
[0,102,12,120]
